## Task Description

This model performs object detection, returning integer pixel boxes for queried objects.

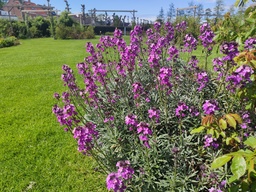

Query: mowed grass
[0,38,107,192]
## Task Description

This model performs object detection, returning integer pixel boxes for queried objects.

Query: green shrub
[84,25,95,39]
[0,36,20,48]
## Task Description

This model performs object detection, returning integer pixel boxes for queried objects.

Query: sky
[31,0,250,21]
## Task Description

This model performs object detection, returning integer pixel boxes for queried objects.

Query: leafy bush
[84,25,95,39]
[0,36,20,48]
[53,22,256,191]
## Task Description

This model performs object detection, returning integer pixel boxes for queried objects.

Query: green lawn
[0,38,106,192]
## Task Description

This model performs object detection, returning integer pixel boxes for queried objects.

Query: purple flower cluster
[157,67,172,93]
[114,29,123,39]
[164,22,175,42]
[197,71,209,91]
[77,62,98,100]
[240,111,251,131]
[148,108,160,123]
[116,160,134,180]
[199,23,214,51]
[175,102,199,118]
[212,57,224,73]
[204,135,219,149]
[183,34,197,52]
[62,65,78,91]
[244,37,256,49]
[226,65,253,91]
[132,82,144,100]
[202,100,219,115]
[208,187,223,192]
[176,21,187,32]
[72,122,98,154]
[167,45,179,61]
[130,25,143,44]
[125,114,138,131]
[106,160,134,192]
[220,41,239,61]
[188,56,199,69]
[52,104,79,128]
[175,102,189,118]
[125,115,152,148]
[137,122,152,148]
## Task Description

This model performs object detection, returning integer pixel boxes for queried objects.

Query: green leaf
[214,130,220,139]
[207,128,214,136]
[244,137,256,149]
[220,131,226,138]
[211,155,232,169]
[245,102,252,110]
[226,137,232,145]
[190,126,205,134]
[230,155,246,183]
[230,114,242,124]
[219,118,227,130]
[226,114,237,129]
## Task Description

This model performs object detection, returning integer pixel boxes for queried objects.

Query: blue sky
[32,0,247,21]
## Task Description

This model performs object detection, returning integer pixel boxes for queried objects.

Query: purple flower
[165,22,175,42]
[244,37,256,49]
[137,122,152,148]
[148,108,160,123]
[197,71,209,91]
[199,23,214,49]
[53,92,60,100]
[72,122,98,154]
[176,21,187,32]
[125,114,138,127]
[220,41,239,61]
[202,100,219,115]
[116,160,134,180]
[167,45,179,61]
[175,102,189,118]
[219,180,227,189]
[114,29,122,39]
[226,65,253,91]
[209,187,222,192]
[200,23,211,33]
[183,34,197,52]
[132,82,144,99]
[154,22,161,31]
[158,67,172,92]
[106,173,126,192]
[62,65,78,91]
[212,57,224,72]
[188,56,199,69]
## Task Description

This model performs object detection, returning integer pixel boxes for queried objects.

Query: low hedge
[0,36,20,48]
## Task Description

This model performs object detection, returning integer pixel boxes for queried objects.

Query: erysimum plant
[53,22,256,191]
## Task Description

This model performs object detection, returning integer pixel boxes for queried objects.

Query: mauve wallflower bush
[53,22,256,191]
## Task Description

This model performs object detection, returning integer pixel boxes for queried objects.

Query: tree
[167,3,175,22]
[197,3,204,18]
[157,7,165,23]
[0,0,7,9]
[58,11,76,27]
[228,5,236,15]
[205,8,212,19]
[214,0,225,18]
[187,1,195,16]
